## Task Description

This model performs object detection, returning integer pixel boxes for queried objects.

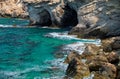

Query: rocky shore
[64,37,120,79]
[0,0,120,79]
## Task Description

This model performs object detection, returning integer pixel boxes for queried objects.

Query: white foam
[0,65,49,79]
[34,76,65,79]
[45,58,68,72]
[45,32,101,45]
[0,24,13,27]
[41,26,60,29]
[0,24,24,27]
[45,32,78,40]
[62,42,85,55]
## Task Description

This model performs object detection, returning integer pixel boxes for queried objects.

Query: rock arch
[38,9,52,26]
[61,3,78,27]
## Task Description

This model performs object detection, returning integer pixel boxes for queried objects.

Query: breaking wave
[45,32,78,40]
[45,32,101,44]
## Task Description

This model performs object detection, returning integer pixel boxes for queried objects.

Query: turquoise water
[0,18,99,79]
[0,18,29,26]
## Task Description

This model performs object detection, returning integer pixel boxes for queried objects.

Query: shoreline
[0,0,120,79]
[64,36,120,79]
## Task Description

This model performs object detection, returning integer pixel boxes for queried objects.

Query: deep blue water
[0,18,99,79]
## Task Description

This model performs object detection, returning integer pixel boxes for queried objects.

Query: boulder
[64,52,80,64]
[92,63,117,79]
[102,37,120,52]
[86,55,108,71]
[66,58,90,79]
[83,44,103,55]
[106,52,119,64]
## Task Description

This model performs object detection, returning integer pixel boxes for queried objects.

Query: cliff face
[69,0,120,38]
[26,0,120,38]
[26,0,80,27]
[0,0,28,18]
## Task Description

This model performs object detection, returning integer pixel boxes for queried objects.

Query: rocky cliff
[69,0,120,38]
[26,0,120,38]
[26,0,80,27]
[0,0,28,18]
[1,0,119,37]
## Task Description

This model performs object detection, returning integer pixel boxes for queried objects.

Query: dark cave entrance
[38,9,52,26]
[61,4,78,28]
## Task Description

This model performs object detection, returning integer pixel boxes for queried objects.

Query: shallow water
[0,18,100,79]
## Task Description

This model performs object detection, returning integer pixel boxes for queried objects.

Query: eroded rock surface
[69,0,120,38]
[1,0,120,30]
[0,0,28,18]
[65,38,120,79]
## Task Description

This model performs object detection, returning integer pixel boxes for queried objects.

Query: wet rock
[65,41,119,79]
[102,63,117,79]
[86,55,108,71]
[102,38,113,52]
[92,63,117,79]
[93,72,110,79]
[106,52,119,64]
[80,44,103,62]
[111,37,120,50]
[66,58,90,79]
[102,37,120,52]
[84,27,107,39]
[64,52,80,64]
[83,44,103,56]
[68,24,87,36]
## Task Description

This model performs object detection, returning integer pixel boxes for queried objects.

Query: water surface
[0,18,99,79]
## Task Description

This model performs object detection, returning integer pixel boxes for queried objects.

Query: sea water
[0,18,100,79]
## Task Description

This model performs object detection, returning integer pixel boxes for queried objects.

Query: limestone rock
[69,0,120,38]
[86,55,108,71]
[64,52,80,64]
[66,58,90,79]
[27,1,78,27]
[83,44,103,55]
[102,37,120,52]
[0,0,28,18]
[106,52,119,64]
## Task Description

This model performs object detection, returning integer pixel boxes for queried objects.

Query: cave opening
[61,3,78,28]
[38,9,52,26]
